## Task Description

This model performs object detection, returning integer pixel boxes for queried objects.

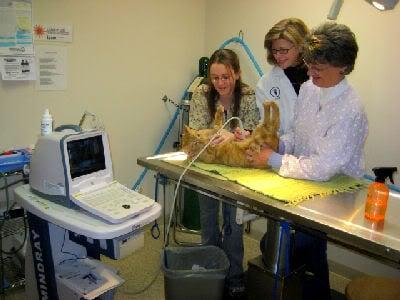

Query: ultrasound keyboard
[72,181,155,224]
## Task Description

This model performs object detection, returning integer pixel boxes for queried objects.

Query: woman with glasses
[256,18,309,135]
[189,48,259,299]
[190,49,259,142]
[248,22,368,300]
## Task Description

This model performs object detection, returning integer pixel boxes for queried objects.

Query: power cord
[164,116,243,248]
[58,229,86,265]
[120,116,244,297]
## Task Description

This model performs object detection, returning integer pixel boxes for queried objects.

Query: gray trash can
[162,245,229,300]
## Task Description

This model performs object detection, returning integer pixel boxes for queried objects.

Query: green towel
[193,162,366,205]
[163,158,227,181]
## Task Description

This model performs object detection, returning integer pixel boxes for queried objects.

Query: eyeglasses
[303,59,330,73]
[271,46,294,55]
[210,75,230,83]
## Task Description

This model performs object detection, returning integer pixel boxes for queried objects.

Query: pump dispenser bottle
[364,167,397,221]
[41,109,53,136]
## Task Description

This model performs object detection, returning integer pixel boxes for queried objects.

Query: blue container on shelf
[0,149,31,174]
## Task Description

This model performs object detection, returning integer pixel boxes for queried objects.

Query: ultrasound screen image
[67,135,106,179]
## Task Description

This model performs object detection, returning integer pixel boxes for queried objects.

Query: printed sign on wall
[0,0,33,55]
[33,24,73,43]
[0,56,35,80]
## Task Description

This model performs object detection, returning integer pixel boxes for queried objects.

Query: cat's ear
[181,125,192,148]
[183,125,195,135]
[182,126,201,154]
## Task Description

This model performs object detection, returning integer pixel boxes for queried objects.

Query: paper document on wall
[0,0,33,56]
[0,56,35,80]
[33,24,73,43]
[35,45,67,90]
[55,258,124,299]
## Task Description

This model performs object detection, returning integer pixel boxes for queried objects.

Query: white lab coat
[256,66,298,136]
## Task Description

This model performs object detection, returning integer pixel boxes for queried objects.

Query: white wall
[1,0,399,279]
[205,0,400,183]
[0,0,205,194]
[204,0,400,276]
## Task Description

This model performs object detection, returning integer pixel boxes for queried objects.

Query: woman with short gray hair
[248,22,368,300]
[303,22,358,82]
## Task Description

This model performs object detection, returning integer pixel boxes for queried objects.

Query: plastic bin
[162,245,229,300]
[0,149,31,174]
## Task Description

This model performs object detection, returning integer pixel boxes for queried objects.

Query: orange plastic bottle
[364,167,397,221]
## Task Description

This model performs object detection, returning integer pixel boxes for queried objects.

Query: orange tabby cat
[182,101,279,167]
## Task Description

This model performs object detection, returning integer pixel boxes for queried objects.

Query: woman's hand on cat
[211,129,234,145]
[234,127,250,140]
[246,145,273,168]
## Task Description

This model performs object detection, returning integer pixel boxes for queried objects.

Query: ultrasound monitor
[30,130,113,206]
[67,135,106,179]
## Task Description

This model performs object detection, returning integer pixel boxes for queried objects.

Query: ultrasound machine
[14,130,161,299]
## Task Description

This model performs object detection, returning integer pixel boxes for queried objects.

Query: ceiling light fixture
[365,0,399,10]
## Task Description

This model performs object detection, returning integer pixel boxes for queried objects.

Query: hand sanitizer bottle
[41,109,53,136]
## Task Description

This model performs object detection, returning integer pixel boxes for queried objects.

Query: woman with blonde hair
[256,18,309,135]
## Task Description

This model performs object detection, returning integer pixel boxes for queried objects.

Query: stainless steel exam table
[138,153,400,269]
